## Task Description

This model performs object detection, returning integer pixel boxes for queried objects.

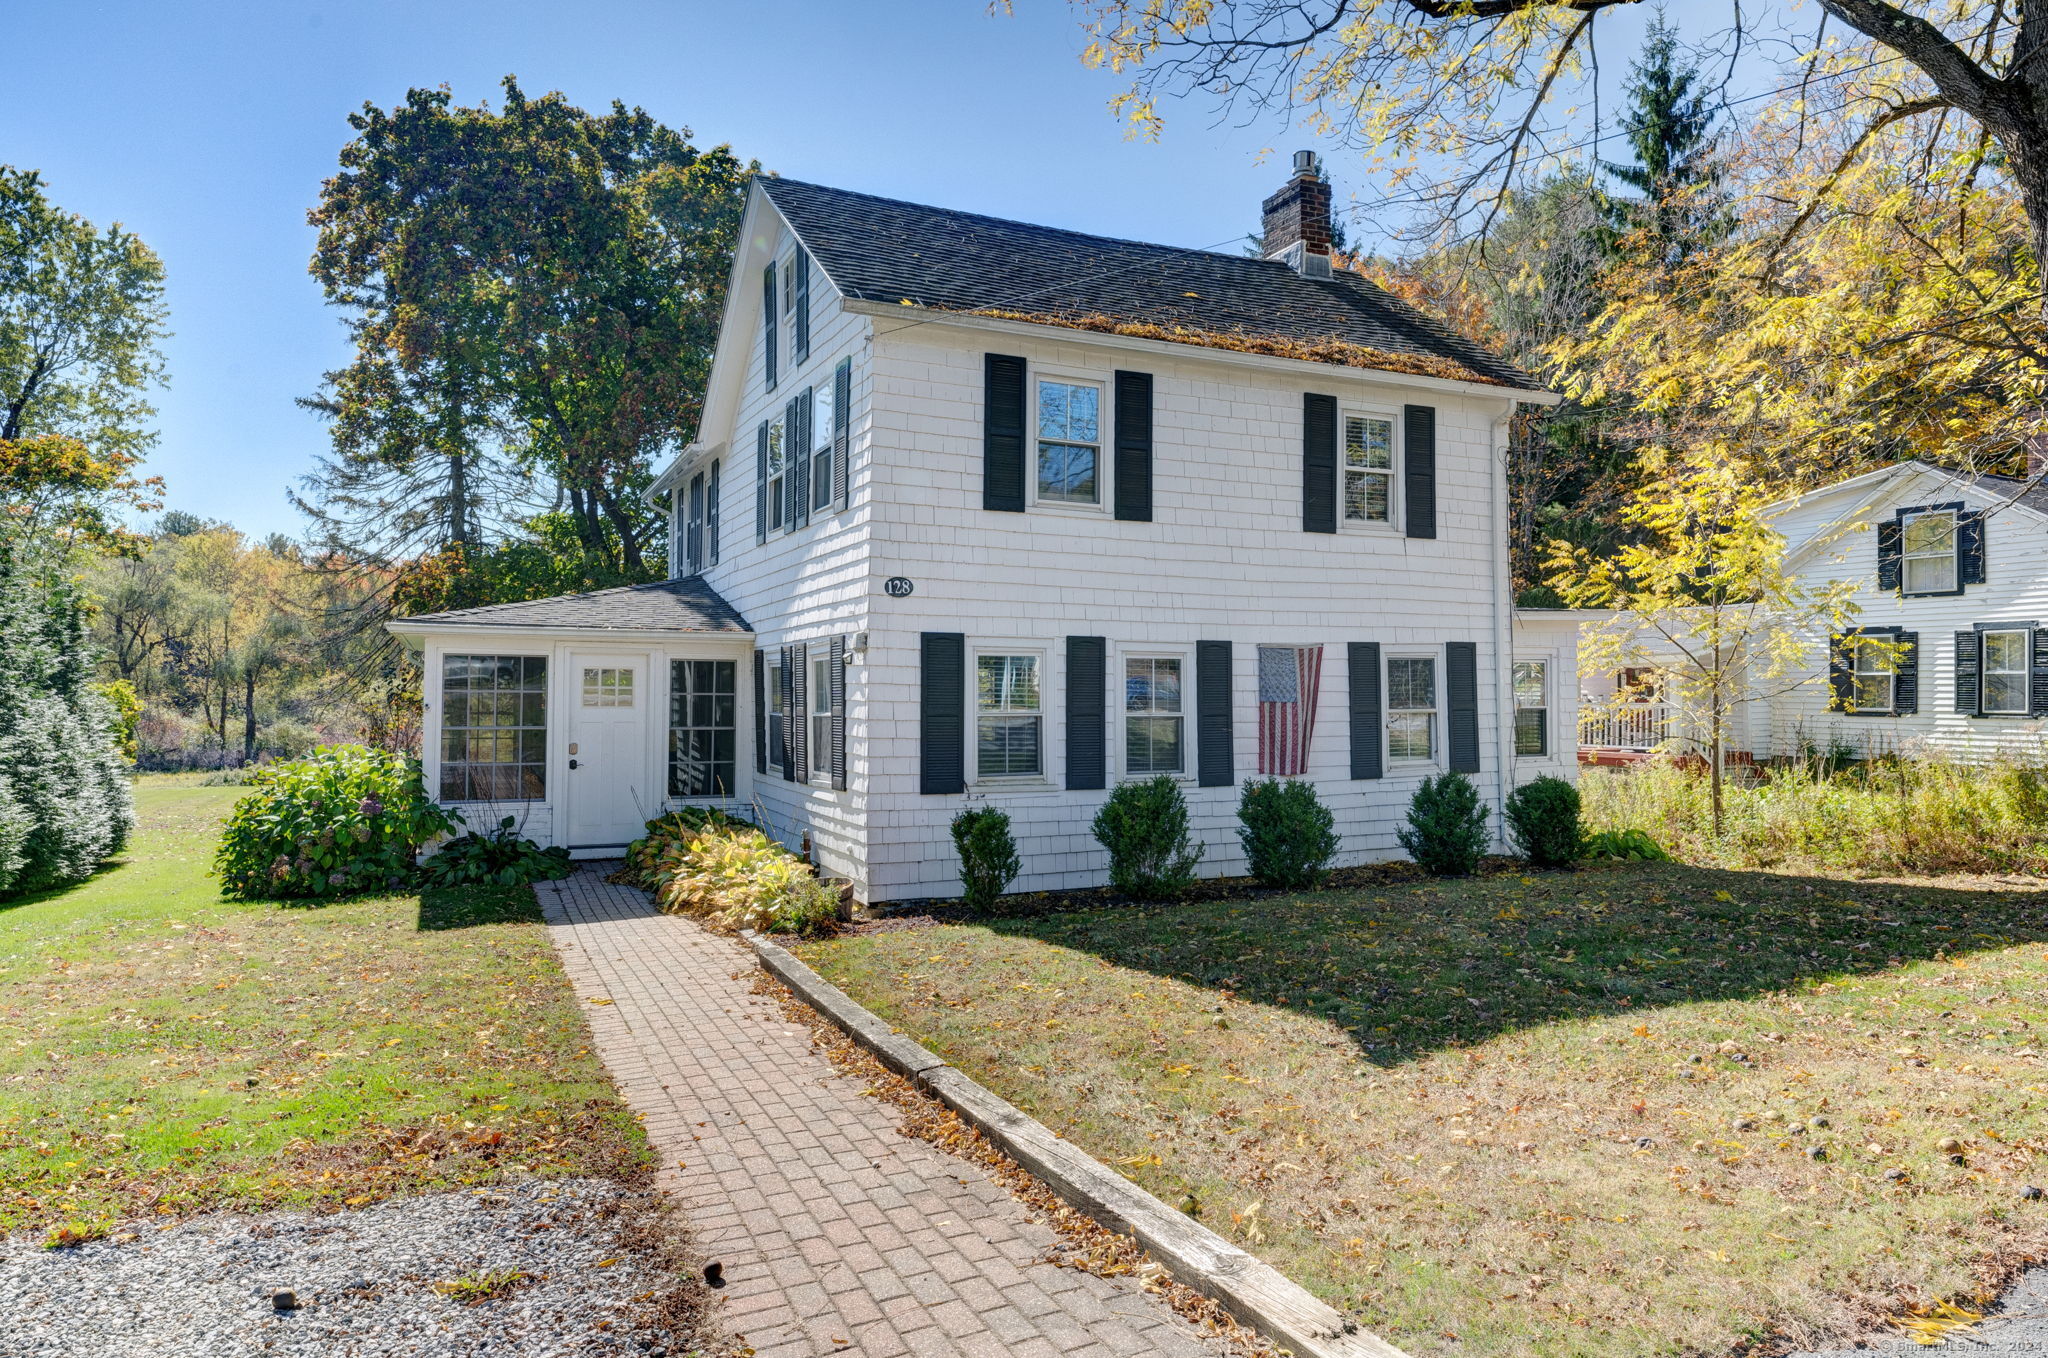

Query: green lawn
[799,863,2048,1358]
[0,781,647,1240]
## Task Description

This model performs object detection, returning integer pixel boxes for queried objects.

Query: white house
[388,155,1579,903]
[1581,458,2048,765]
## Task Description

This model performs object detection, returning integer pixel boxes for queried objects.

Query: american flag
[1257,645,1323,776]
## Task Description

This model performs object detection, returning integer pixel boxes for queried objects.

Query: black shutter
[762,263,777,391]
[1895,631,1919,714]
[920,632,967,795]
[1959,509,1987,585]
[2033,629,2048,717]
[793,249,810,362]
[984,354,1027,512]
[1302,393,1337,534]
[791,643,809,783]
[779,646,795,780]
[1954,630,1980,715]
[783,396,801,531]
[707,460,721,565]
[1348,642,1382,780]
[793,389,813,528]
[829,635,847,791]
[1196,640,1233,788]
[755,423,769,545]
[1827,635,1851,711]
[1065,636,1106,790]
[833,357,852,510]
[1404,404,1437,540]
[1445,640,1479,773]
[1875,518,1902,591]
[1113,371,1153,522]
[687,475,704,574]
[753,650,767,775]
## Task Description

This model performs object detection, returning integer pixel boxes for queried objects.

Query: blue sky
[4,0,1681,540]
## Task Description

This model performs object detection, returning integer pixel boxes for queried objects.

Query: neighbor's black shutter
[1348,642,1382,780]
[755,423,770,544]
[833,357,852,510]
[1895,631,1920,715]
[1113,371,1153,522]
[1827,635,1852,711]
[782,396,802,531]
[1445,640,1479,773]
[984,354,1027,512]
[793,249,810,362]
[791,642,809,783]
[1196,640,1233,788]
[762,263,778,391]
[707,461,721,564]
[1302,393,1337,534]
[1959,509,1988,585]
[920,632,967,795]
[2033,628,2048,717]
[793,389,814,528]
[753,650,767,774]
[1954,630,1980,715]
[1404,404,1437,540]
[779,645,796,779]
[1875,518,1902,591]
[1065,635,1106,790]
[828,635,847,791]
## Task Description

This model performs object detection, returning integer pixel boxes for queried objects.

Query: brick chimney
[1262,150,1333,278]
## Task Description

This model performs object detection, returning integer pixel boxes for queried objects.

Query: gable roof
[760,177,1539,393]
[386,577,750,635]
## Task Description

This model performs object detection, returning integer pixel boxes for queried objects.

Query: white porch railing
[1579,705,1672,751]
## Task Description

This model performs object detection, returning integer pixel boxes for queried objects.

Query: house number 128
[883,577,915,597]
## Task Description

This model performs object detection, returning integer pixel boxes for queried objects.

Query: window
[812,377,834,511]
[1387,655,1436,762]
[1901,509,1958,594]
[975,654,1042,778]
[686,472,704,574]
[439,655,547,801]
[810,654,833,779]
[1343,413,1395,524]
[668,660,736,797]
[765,655,786,775]
[1983,629,2030,714]
[706,460,721,565]
[1513,660,1548,757]
[1124,656,1184,775]
[766,420,786,531]
[1036,379,1100,506]
[581,667,634,707]
[1847,636,1896,714]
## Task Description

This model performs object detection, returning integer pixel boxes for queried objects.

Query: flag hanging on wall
[1257,645,1323,776]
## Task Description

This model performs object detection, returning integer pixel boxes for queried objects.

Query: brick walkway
[538,867,1228,1358]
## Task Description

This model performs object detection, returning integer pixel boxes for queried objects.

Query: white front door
[567,652,653,848]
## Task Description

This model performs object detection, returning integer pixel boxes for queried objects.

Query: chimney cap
[1292,149,1320,178]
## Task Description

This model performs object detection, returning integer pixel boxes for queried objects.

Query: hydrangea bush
[214,745,459,900]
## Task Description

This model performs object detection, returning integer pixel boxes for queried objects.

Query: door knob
[568,759,579,770]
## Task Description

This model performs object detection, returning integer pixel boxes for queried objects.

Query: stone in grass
[2021,1185,2044,1201]
[1937,1137,1963,1154]
[1884,1168,1909,1183]
[1805,1145,1827,1162]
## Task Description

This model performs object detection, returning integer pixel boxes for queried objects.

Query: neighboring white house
[388,155,1580,902]
[1581,458,2048,765]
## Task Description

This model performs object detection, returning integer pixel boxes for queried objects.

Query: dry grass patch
[799,863,2048,1357]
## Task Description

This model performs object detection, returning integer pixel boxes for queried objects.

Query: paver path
[539,867,1229,1358]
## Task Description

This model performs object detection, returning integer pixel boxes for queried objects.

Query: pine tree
[1599,11,1729,269]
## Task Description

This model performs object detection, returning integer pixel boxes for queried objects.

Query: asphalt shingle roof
[396,577,750,633]
[761,178,1538,391]
[1965,471,2048,518]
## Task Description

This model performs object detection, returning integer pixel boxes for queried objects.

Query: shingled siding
[854,322,1525,902]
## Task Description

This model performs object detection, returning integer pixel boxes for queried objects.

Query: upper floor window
[1901,509,1957,594]
[1344,413,1395,525]
[975,653,1042,778]
[1124,655,1184,775]
[1982,628,2030,714]
[1387,654,1437,762]
[706,459,721,565]
[1036,379,1100,506]
[1512,660,1548,757]
[766,420,787,532]
[686,472,705,575]
[812,377,834,512]
[765,654,786,776]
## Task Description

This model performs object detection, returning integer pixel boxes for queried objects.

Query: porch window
[668,660,737,797]
[440,655,547,801]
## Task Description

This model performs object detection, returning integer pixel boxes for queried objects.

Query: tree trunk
[446,444,471,550]
[1708,676,1725,840]
[243,667,258,766]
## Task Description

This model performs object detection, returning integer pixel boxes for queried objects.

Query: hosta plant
[419,815,572,888]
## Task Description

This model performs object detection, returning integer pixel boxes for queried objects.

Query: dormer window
[1901,509,1958,595]
[1035,379,1101,506]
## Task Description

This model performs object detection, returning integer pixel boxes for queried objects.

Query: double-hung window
[1847,636,1896,714]
[766,420,786,532]
[440,655,547,801]
[764,656,786,775]
[1512,660,1548,757]
[1901,509,1958,594]
[812,376,834,512]
[1036,379,1101,506]
[810,653,833,779]
[975,653,1042,778]
[1343,412,1395,524]
[1982,628,2030,714]
[1387,655,1437,762]
[668,660,736,797]
[1124,656,1184,775]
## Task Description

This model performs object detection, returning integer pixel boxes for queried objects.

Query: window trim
[1029,367,1110,515]
[1117,648,1189,780]
[1978,624,2033,716]
[1385,650,1440,766]
[1512,657,1550,759]
[1338,403,1402,533]
[1899,506,1962,598]
[1843,630,1899,716]
[969,644,1049,785]
[808,652,834,786]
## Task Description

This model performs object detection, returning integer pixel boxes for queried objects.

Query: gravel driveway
[0,1178,707,1358]
[1785,1266,2048,1356]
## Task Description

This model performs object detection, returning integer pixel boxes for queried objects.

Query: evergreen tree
[1599,11,1729,270]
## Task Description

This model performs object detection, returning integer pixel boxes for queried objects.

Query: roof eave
[384,619,754,643]
[849,299,1559,405]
